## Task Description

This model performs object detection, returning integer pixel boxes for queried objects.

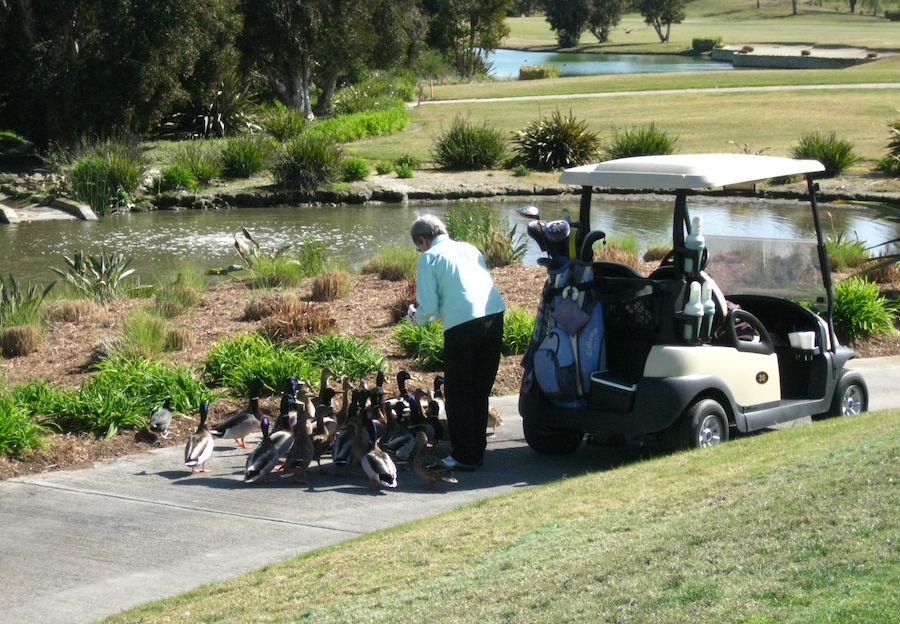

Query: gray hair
[410,214,447,243]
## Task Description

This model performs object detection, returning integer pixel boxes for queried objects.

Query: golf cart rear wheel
[522,414,583,455]
[814,370,868,420]
[669,398,730,451]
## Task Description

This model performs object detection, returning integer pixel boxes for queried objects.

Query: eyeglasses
[414,237,425,252]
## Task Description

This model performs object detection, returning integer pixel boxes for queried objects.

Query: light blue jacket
[414,234,506,332]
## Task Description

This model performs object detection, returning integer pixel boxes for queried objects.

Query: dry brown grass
[243,292,298,321]
[42,299,109,324]
[1,324,43,358]
[311,270,353,302]
[258,302,336,343]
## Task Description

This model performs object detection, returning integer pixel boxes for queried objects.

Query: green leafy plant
[512,110,601,171]
[313,106,409,142]
[502,304,536,356]
[171,141,222,185]
[219,135,272,178]
[375,161,394,175]
[877,116,900,177]
[432,115,507,171]
[331,71,416,115]
[0,274,55,327]
[342,157,370,182]
[203,332,315,397]
[231,229,326,288]
[395,163,414,179]
[604,122,678,160]
[392,320,444,369]
[112,308,175,360]
[833,276,897,342]
[51,250,135,304]
[479,224,527,269]
[272,132,343,191]
[790,131,858,177]
[192,72,260,138]
[444,202,496,243]
[67,138,145,216]
[0,393,51,456]
[827,232,870,271]
[152,164,199,193]
[393,153,420,170]
[260,102,309,141]
[302,333,389,381]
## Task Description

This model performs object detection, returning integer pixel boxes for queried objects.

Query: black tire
[668,398,730,451]
[814,370,868,420]
[522,412,583,455]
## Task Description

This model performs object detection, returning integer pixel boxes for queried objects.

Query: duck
[210,378,265,448]
[184,402,213,473]
[278,376,298,419]
[284,407,315,483]
[244,417,280,484]
[487,404,503,438]
[333,376,354,432]
[383,371,414,421]
[408,389,436,444]
[269,395,296,467]
[361,439,398,490]
[380,402,416,464]
[412,431,457,489]
[149,397,173,440]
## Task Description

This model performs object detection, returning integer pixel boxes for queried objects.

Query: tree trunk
[792,0,798,15]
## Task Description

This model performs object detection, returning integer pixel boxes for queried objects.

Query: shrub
[180,72,260,138]
[877,117,900,177]
[1,325,42,358]
[511,163,530,177]
[519,64,559,80]
[375,161,394,175]
[833,277,897,342]
[203,333,315,397]
[113,308,173,359]
[331,71,416,115]
[311,270,353,302]
[444,202,495,243]
[272,132,343,191]
[302,333,389,381]
[432,115,507,171]
[361,244,418,281]
[395,164,414,179]
[885,10,900,20]
[260,102,309,141]
[691,38,720,53]
[153,164,198,192]
[512,110,601,171]
[342,157,370,182]
[219,135,272,178]
[171,141,222,185]
[393,153,420,169]
[605,123,678,160]
[392,321,444,369]
[502,304,535,356]
[790,131,858,177]
[51,250,135,304]
[68,141,145,216]
[153,280,202,318]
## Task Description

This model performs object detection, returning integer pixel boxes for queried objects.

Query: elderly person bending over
[407,214,506,471]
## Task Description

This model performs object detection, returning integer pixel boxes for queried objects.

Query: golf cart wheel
[814,370,868,420]
[522,413,583,455]
[669,398,730,451]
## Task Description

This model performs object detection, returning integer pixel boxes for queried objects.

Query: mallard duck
[278,376,298,418]
[412,431,457,489]
[432,374,447,417]
[149,397,173,440]
[334,376,353,431]
[269,395,296,467]
[284,407,314,483]
[381,402,416,464]
[184,402,213,473]
[245,417,280,484]
[384,371,414,421]
[487,404,503,438]
[361,439,398,490]
[408,389,435,444]
[210,379,264,448]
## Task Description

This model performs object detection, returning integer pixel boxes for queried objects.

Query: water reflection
[1,196,897,286]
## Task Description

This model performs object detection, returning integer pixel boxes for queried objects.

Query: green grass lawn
[105,409,900,623]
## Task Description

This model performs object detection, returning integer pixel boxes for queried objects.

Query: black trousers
[442,312,504,465]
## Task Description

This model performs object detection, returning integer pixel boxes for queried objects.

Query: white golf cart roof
[559,154,825,190]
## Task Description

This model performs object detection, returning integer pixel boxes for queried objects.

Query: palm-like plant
[52,250,135,304]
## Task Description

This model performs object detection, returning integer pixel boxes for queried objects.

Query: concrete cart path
[2,356,899,624]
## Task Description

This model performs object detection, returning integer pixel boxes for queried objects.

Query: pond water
[486,48,733,80]
[2,195,897,287]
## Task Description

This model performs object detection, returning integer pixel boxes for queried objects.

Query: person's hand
[406,304,417,325]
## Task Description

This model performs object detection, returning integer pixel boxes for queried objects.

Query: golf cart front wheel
[814,370,868,420]
[669,398,730,451]
[522,414,583,455]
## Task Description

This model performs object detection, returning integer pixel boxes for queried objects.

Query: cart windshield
[703,235,826,305]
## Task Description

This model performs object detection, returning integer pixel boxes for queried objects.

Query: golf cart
[519,154,868,454]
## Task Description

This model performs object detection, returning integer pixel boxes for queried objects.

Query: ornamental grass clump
[272,132,343,191]
[790,131,858,177]
[1,325,43,358]
[171,140,222,185]
[258,302,336,344]
[604,123,678,160]
[432,115,507,170]
[393,321,444,369]
[501,304,535,356]
[311,270,353,302]
[219,135,272,178]
[361,244,418,282]
[0,393,51,456]
[512,110,601,171]
[65,135,145,216]
[51,250,135,304]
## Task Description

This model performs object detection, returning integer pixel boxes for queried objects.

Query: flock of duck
[150,369,501,490]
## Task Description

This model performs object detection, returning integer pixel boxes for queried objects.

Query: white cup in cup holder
[789,331,816,350]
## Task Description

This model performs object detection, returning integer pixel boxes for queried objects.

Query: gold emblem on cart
[756,372,769,384]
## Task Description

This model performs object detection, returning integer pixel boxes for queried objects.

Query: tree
[633,0,686,43]
[423,0,511,78]
[542,0,591,48]
[588,0,626,43]
[0,0,241,146]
